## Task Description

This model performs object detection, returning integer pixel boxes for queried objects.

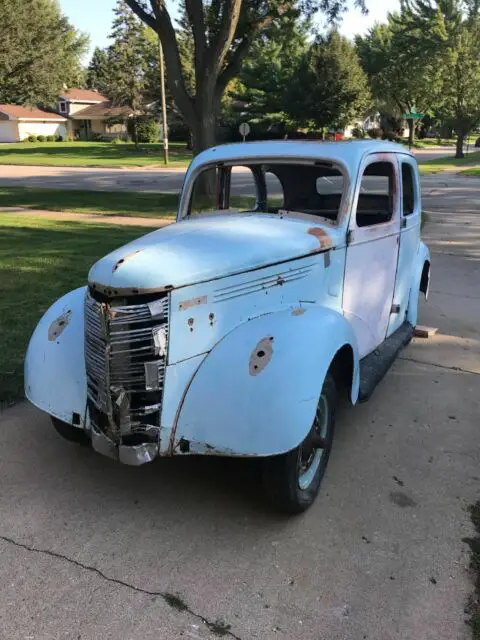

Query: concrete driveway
[0,178,479,639]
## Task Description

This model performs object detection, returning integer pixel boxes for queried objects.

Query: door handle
[401,218,407,229]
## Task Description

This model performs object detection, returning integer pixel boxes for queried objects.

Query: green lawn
[0,141,192,168]
[0,186,258,218]
[0,214,148,406]
[463,167,480,176]
[419,150,480,174]
[0,186,178,218]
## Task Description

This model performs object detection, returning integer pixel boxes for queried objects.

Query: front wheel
[262,373,337,514]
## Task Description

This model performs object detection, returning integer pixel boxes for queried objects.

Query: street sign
[239,122,250,141]
[403,108,424,120]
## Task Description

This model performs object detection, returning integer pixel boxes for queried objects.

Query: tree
[108,1,150,111]
[286,31,371,132]
[0,0,88,105]
[397,0,480,157]
[124,0,366,158]
[86,47,112,94]
[356,11,445,146]
[442,20,480,157]
[232,17,309,127]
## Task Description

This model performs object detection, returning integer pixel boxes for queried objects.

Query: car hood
[88,213,336,295]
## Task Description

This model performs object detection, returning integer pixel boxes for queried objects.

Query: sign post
[402,107,424,151]
[239,122,250,142]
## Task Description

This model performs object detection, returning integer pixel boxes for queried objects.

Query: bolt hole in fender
[261,373,337,514]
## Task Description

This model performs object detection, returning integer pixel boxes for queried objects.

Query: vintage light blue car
[25,140,430,513]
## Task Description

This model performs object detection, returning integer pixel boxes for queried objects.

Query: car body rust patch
[249,336,274,376]
[178,295,207,311]
[308,227,333,252]
[291,307,305,316]
[112,249,143,272]
[48,310,72,341]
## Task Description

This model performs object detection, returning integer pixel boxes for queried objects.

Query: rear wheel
[51,417,89,445]
[262,373,337,514]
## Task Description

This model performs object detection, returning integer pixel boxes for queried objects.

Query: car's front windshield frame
[178,158,351,227]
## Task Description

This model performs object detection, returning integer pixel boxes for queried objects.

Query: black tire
[51,417,89,446]
[262,373,337,514]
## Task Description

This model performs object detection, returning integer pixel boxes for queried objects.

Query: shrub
[367,128,383,139]
[37,134,46,142]
[55,135,64,142]
[111,137,126,144]
[27,134,37,142]
[351,127,365,139]
[46,135,56,142]
[168,122,190,143]
[128,117,160,143]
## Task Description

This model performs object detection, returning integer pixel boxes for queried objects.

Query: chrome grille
[85,291,169,442]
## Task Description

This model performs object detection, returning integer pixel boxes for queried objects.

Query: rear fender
[173,306,360,457]
[24,287,87,428]
[407,241,431,326]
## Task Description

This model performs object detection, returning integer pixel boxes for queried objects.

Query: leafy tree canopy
[124,0,367,154]
[0,0,88,105]
[286,31,371,131]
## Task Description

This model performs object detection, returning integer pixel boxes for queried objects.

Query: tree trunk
[190,92,218,197]
[407,119,415,148]
[455,132,465,159]
[191,109,216,156]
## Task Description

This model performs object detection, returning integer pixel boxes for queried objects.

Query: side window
[401,162,416,215]
[356,161,394,227]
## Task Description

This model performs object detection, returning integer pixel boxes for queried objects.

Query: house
[0,105,67,142]
[58,89,133,140]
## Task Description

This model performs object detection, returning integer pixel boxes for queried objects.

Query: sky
[59,0,399,60]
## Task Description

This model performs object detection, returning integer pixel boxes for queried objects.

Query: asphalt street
[0,146,462,193]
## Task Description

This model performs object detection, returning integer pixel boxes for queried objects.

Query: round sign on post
[239,122,250,142]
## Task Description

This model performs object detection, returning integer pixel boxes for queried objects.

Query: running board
[358,322,414,403]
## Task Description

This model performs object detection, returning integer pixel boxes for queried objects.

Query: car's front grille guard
[84,292,169,441]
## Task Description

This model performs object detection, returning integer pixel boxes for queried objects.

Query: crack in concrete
[0,533,241,640]
[399,356,479,375]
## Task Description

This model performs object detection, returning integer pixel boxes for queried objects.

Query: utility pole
[159,39,168,165]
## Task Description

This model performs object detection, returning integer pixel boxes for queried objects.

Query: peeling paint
[48,310,72,341]
[292,307,305,316]
[249,336,274,376]
[179,295,207,311]
[112,250,143,272]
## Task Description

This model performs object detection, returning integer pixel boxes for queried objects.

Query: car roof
[188,140,414,176]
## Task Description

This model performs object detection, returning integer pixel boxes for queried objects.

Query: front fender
[25,287,87,427]
[407,241,431,326]
[173,306,360,457]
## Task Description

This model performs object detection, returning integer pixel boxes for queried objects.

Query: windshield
[188,162,345,222]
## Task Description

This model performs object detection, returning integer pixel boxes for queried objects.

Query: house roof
[0,105,67,121]
[70,102,133,120]
[60,88,107,103]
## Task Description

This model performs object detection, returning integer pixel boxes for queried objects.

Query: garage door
[0,121,19,142]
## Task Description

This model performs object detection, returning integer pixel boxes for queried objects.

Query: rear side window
[401,163,416,215]
[356,161,395,227]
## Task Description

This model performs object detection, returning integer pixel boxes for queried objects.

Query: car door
[387,155,422,336]
[343,154,401,359]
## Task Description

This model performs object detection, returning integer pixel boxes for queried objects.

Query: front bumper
[90,424,158,465]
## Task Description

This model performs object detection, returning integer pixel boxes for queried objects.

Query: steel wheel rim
[298,393,329,490]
